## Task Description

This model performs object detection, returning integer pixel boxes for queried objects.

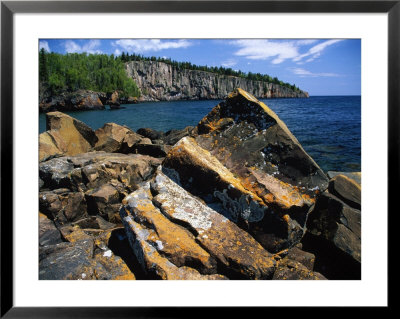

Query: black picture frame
[1,0,395,317]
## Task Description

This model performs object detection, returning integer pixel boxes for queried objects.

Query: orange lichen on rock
[151,169,276,279]
[122,185,219,277]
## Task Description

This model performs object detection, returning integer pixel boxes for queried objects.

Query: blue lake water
[39,96,361,172]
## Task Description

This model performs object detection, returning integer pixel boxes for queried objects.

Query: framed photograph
[1,0,395,316]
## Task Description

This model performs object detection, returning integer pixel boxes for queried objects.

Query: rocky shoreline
[39,89,138,113]
[39,88,361,280]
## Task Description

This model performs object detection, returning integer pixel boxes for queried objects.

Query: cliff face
[125,61,309,101]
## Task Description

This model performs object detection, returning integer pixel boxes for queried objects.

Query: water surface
[39,96,361,172]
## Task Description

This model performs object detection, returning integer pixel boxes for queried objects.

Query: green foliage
[39,51,140,97]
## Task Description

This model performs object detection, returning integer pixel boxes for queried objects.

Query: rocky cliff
[125,61,309,101]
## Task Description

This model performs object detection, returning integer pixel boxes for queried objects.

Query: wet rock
[272,258,326,280]
[39,111,98,161]
[162,89,329,252]
[39,212,63,246]
[328,174,361,209]
[121,168,276,279]
[302,191,361,279]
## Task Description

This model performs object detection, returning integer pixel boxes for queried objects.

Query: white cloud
[290,67,339,77]
[232,40,299,63]
[221,59,237,68]
[65,40,81,53]
[114,49,122,56]
[293,39,342,63]
[113,39,192,52]
[65,40,102,54]
[229,39,342,65]
[295,40,318,46]
[39,40,50,52]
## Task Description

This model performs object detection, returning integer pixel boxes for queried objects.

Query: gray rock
[125,61,309,101]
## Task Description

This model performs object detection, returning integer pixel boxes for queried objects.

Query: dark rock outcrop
[39,235,136,280]
[162,88,328,252]
[39,90,105,113]
[125,61,309,101]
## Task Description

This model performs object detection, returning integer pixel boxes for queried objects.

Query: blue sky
[39,39,361,96]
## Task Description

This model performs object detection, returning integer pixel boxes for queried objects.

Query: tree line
[120,52,302,92]
[39,49,140,98]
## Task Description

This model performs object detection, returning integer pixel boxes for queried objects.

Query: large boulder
[162,88,329,252]
[39,112,98,161]
[94,123,144,153]
[120,168,276,279]
[302,191,361,279]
